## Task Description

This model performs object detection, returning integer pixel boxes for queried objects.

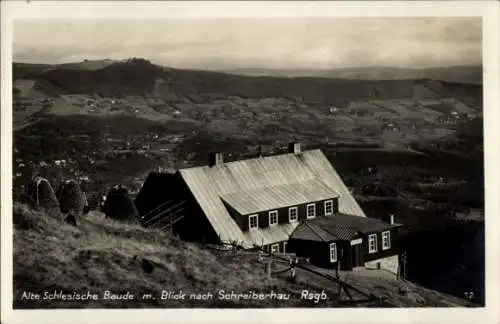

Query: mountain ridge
[12,58,483,108]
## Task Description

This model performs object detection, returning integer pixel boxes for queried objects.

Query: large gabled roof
[178,149,366,248]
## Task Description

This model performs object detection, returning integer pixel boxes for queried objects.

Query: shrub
[12,203,49,231]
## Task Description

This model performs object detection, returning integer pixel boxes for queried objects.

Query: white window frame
[268,210,278,226]
[288,207,298,223]
[368,234,378,253]
[382,231,391,250]
[306,203,316,219]
[270,244,280,254]
[248,214,258,230]
[324,200,334,215]
[329,242,337,262]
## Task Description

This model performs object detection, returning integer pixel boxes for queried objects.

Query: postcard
[1,1,499,323]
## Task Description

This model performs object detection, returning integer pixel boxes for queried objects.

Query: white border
[1,1,499,324]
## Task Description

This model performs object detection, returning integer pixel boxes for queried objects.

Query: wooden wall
[233,197,339,232]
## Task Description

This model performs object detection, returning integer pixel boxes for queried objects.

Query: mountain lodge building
[135,143,402,272]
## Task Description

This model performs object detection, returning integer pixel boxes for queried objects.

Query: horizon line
[12,57,483,71]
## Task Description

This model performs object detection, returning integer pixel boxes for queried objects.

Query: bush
[13,203,49,231]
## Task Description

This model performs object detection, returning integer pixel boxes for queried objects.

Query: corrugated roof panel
[244,222,299,247]
[179,169,248,246]
[301,150,366,217]
[220,179,339,215]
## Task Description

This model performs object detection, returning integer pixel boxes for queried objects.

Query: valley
[11,58,484,305]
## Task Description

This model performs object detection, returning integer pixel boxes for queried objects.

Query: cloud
[13,17,481,69]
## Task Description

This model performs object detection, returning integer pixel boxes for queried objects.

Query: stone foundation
[364,255,399,275]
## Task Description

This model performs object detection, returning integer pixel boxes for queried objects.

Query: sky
[13,17,481,70]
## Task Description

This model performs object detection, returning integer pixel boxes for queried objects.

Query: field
[11,59,485,305]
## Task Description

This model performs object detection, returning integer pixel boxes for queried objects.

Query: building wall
[289,230,400,271]
[262,241,288,254]
[362,227,401,263]
[365,255,400,275]
[135,172,220,244]
[236,197,339,232]
[288,239,331,267]
[288,238,350,269]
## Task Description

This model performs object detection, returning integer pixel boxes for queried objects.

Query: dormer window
[269,210,278,226]
[307,203,316,219]
[324,200,333,215]
[249,214,258,230]
[288,207,298,223]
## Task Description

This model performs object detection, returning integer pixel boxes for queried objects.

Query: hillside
[11,58,484,305]
[13,204,477,308]
[13,59,482,104]
[219,65,482,84]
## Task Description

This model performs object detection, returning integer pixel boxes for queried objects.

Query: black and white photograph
[1,1,499,323]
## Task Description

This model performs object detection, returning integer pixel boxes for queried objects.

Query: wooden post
[401,251,407,280]
[266,261,272,279]
[397,258,401,280]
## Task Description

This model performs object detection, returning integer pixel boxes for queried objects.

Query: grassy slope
[13,204,475,308]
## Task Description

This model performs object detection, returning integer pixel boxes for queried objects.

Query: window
[283,242,287,254]
[271,244,280,254]
[306,203,316,219]
[288,207,298,223]
[269,210,278,226]
[329,242,337,262]
[324,200,334,215]
[382,231,391,250]
[368,234,378,253]
[249,214,258,230]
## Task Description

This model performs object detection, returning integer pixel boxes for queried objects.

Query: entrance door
[351,244,363,268]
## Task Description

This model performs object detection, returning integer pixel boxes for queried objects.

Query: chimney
[389,214,395,225]
[208,152,224,167]
[288,142,301,155]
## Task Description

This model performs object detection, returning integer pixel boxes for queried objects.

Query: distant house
[135,143,402,271]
